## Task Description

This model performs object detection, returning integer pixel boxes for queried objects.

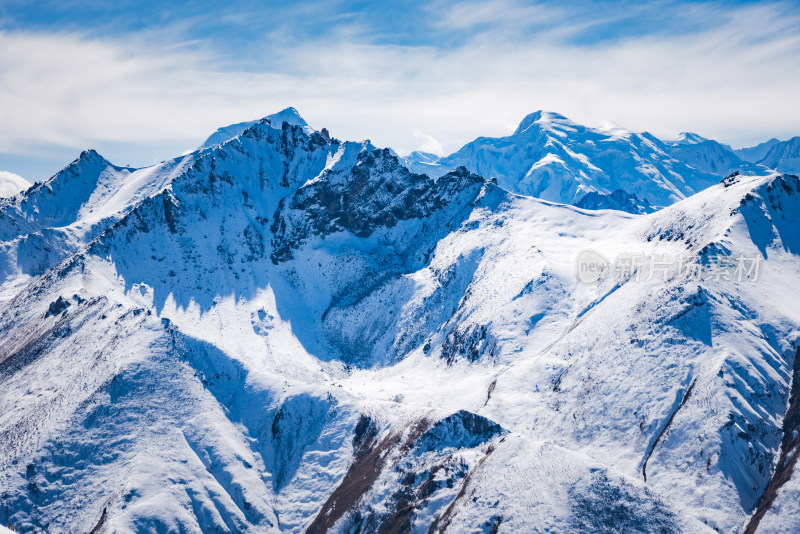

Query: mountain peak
[77,148,104,162]
[200,107,316,151]
[758,136,800,172]
[266,107,311,131]
[66,149,110,171]
[514,110,571,135]
[671,132,709,145]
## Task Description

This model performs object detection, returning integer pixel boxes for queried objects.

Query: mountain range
[402,111,792,210]
[1,109,799,533]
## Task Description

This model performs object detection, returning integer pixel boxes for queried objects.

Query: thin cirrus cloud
[0,0,798,179]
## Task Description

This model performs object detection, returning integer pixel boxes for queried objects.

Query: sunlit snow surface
[0,112,799,533]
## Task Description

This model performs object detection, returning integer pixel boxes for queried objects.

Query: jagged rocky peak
[237,114,333,152]
[75,148,106,163]
[199,107,318,150]
[270,145,492,263]
[50,149,113,182]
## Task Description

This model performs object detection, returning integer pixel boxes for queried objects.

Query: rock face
[402,111,771,208]
[271,150,488,263]
[1,110,800,533]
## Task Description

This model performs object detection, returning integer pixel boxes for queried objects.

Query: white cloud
[430,0,562,32]
[0,1,798,167]
[0,170,30,197]
[413,132,445,156]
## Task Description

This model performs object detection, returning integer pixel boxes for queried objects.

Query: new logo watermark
[575,250,761,284]
[575,249,610,284]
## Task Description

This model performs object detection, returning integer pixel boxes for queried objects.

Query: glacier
[0,110,799,533]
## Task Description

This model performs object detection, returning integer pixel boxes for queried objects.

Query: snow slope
[1,111,800,533]
[402,111,771,208]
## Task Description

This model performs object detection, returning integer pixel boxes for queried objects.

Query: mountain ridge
[402,110,772,209]
[0,110,799,533]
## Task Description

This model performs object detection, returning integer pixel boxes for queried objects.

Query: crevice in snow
[641,378,697,482]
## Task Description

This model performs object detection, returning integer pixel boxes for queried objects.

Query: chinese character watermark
[575,250,761,284]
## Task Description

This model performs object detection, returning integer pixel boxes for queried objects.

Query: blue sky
[1,0,799,181]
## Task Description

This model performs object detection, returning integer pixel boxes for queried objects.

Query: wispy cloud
[0,0,798,179]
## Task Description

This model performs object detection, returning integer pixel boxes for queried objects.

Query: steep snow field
[0,110,799,533]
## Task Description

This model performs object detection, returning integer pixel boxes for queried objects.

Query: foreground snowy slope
[1,112,799,533]
[402,111,771,208]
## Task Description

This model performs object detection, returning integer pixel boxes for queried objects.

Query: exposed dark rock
[270,151,487,263]
[441,323,497,364]
[415,410,504,453]
[45,296,70,318]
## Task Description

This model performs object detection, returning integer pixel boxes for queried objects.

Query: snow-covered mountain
[1,109,800,533]
[198,107,315,150]
[757,136,800,173]
[0,149,191,301]
[735,139,781,164]
[402,111,770,208]
[662,132,766,177]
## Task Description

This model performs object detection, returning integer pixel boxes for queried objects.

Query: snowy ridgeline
[0,110,799,533]
[401,111,787,210]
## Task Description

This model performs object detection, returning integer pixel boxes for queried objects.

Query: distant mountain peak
[514,110,572,135]
[735,138,782,163]
[671,132,708,145]
[758,136,800,173]
[265,107,311,131]
[199,108,315,151]
[75,148,107,164]
[56,149,113,177]
[405,151,440,164]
